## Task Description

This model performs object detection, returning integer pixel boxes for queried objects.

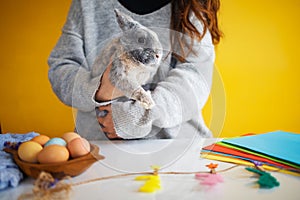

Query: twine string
[72,164,239,186]
[18,164,286,200]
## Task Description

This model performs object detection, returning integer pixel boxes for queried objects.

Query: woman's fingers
[104,132,120,140]
[96,105,121,139]
[96,109,108,118]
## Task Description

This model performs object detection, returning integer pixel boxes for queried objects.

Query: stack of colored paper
[201,131,300,176]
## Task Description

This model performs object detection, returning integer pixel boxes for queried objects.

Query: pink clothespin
[195,163,223,186]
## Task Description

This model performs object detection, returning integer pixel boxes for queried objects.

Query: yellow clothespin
[135,165,161,193]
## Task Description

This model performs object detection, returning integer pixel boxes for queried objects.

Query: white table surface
[1,136,299,200]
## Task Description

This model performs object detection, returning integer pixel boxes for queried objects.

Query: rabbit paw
[132,88,155,110]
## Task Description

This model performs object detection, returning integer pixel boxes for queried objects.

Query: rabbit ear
[114,9,139,31]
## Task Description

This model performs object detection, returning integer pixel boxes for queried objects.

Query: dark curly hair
[171,0,222,61]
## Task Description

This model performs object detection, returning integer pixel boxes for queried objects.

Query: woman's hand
[96,105,121,139]
[95,63,123,102]
[95,63,123,139]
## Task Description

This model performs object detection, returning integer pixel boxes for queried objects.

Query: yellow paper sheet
[201,153,300,177]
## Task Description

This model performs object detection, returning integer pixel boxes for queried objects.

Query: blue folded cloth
[0,132,39,190]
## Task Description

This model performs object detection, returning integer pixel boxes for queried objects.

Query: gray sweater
[48,0,215,140]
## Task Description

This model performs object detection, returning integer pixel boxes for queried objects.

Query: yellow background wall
[0,1,74,137]
[0,0,299,137]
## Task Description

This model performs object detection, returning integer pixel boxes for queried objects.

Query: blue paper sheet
[222,131,300,166]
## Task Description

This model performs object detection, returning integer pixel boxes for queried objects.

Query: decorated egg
[61,132,81,143]
[18,141,43,163]
[31,135,50,146]
[67,137,90,158]
[37,145,69,164]
[44,137,67,147]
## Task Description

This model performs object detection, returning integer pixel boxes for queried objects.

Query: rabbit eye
[138,37,146,44]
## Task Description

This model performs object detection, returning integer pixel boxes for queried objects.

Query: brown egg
[31,135,50,146]
[37,145,69,164]
[18,141,43,163]
[67,137,90,158]
[61,132,81,143]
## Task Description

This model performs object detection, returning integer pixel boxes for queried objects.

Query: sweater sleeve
[112,16,215,139]
[48,0,101,112]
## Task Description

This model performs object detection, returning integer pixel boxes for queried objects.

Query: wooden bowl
[4,143,104,179]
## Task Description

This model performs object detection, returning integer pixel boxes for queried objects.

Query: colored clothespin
[135,165,161,193]
[245,161,280,189]
[195,163,223,186]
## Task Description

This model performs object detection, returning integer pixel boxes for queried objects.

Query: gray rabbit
[92,9,163,109]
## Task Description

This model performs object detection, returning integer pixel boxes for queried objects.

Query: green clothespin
[245,166,280,189]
